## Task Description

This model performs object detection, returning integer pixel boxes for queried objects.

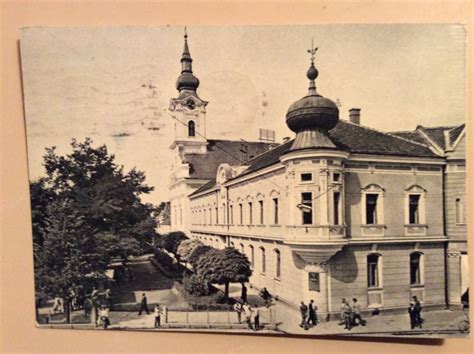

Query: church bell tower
[169,27,208,155]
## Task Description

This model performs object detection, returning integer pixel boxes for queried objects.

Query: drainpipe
[442,164,449,309]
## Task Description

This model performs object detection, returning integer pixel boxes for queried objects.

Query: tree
[162,231,188,256]
[34,198,109,323]
[195,247,252,299]
[177,239,203,263]
[31,138,158,320]
[39,138,158,259]
[187,244,212,269]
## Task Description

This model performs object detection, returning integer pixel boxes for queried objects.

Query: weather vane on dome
[307,38,318,64]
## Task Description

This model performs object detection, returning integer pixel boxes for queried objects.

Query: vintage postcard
[20,25,468,338]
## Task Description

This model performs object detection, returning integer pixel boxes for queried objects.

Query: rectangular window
[366,194,378,224]
[249,246,254,268]
[239,203,243,224]
[215,207,219,224]
[275,250,281,279]
[229,205,234,225]
[273,198,279,224]
[248,202,253,224]
[261,248,266,274]
[334,192,340,225]
[301,192,313,225]
[367,255,379,288]
[410,254,421,285]
[333,172,341,183]
[456,198,465,224]
[300,173,313,182]
[259,200,264,224]
[409,195,420,224]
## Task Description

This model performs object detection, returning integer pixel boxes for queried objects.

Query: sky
[20,24,466,204]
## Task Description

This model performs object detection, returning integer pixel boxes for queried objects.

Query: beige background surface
[1,1,473,353]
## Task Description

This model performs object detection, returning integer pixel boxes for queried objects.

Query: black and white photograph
[20,24,469,338]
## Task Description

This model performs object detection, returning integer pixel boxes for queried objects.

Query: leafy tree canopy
[195,247,252,298]
[32,138,158,301]
[177,239,203,262]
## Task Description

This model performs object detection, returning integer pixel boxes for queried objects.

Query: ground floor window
[367,253,381,288]
[410,252,424,285]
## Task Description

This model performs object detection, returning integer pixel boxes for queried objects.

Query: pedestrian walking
[233,302,243,323]
[351,298,364,326]
[339,298,348,325]
[342,300,352,330]
[299,301,309,329]
[253,308,260,331]
[138,293,149,315]
[241,283,248,303]
[243,302,253,330]
[307,300,317,326]
[154,304,162,328]
[413,296,422,328]
[408,301,419,329]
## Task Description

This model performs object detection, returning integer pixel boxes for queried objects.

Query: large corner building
[166,32,468,319]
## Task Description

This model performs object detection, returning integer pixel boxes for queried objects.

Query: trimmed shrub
[162,231,188,255]
[183,274,210,296]
[177,239,203,262]
[188,244,212,268]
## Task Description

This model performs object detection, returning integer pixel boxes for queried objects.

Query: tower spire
[176,26,200,93]
[306,39,319,95]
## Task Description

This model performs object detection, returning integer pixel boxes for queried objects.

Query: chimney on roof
[349,108,361,125]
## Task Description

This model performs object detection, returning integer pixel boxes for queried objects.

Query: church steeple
[176,27,200,93]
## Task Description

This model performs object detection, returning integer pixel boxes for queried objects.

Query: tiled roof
[391,124,465,151]
[389,131,428,146]
[448,124,465,146]
[192,121,442,195]
[328,121,436,157]
[184,139,276,180]
[190,179,217,197]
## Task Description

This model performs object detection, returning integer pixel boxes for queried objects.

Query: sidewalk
[274,301,468,337]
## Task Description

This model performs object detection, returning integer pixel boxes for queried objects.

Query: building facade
[392,124,467,308]
[166,33,467,319]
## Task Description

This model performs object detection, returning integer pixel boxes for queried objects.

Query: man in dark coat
[307,299,317,326]
[138,293,149,315]
[412,296,422,328]
[299,301,308,329]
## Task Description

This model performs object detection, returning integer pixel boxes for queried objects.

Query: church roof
[184,139,277,180]
[190,121,442,196]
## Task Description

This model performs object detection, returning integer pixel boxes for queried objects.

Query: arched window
[260,247,266,274]
[410,252,424,285]
[367,254,381,288]
[274,249,281,279]
[249,245,254,268]
[188,120,196,137]
[240,243,244,254]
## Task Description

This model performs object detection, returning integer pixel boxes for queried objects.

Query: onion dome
[176,28,200,92]
[285,45,339,150]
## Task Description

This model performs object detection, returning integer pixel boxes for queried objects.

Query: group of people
[233,302,261,331]
[340,298,365,330]
[299,300,318,330]
[137,293,164,328]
